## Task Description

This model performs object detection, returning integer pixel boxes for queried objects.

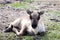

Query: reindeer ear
[26,10,33,15]
[38,11,44,15]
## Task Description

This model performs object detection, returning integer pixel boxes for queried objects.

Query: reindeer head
[27,10,44,28]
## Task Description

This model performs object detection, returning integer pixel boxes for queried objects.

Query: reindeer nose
[32,24,37,28]
[32,20,38,28]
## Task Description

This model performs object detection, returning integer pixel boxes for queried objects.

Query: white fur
[27,21,45,35]
[11,18,21,26]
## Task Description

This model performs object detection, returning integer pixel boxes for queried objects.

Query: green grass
[9,2,29,9]
[8,2,36,10]
[24,0,34,2]
[48,10,60,16]
[47,23,60,38]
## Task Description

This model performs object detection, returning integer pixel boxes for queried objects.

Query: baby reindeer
[4,10,45,36]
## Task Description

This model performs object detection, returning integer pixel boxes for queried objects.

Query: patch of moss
[9,2,29,9]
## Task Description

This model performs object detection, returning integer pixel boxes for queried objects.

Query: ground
[0,0,60,40]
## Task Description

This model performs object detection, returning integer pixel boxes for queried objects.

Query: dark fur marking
[4,25,13,32]
[37,32,46,36]
[4,27,13,33]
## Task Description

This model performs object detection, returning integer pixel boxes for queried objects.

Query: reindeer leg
[18,26,26,36]
[13,25,26,36]
[4,24,13,32]
[12,27,20,36]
